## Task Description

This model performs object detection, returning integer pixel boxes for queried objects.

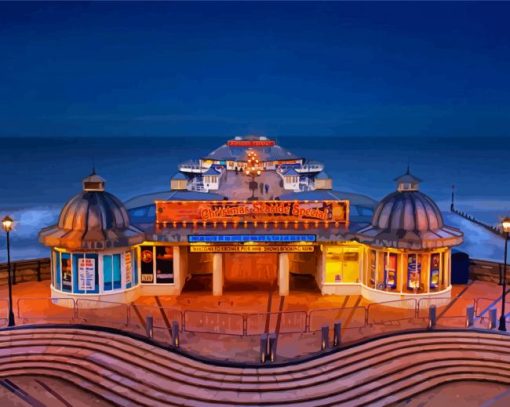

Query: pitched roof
[124,190,226,209]
[282,168,300,176]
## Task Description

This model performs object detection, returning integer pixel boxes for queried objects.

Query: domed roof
[57,191,131,231]
[357,170,463,249]
[371,190,443,231]
[39,172,145,250]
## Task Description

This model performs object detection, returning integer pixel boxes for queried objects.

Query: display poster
[78,257,96,291]
[407,254,422,289]
[156,246,174,284]
[369,250,376,286]
[140,246,154,283]
[430,253,440,288]
[125,251,133,286]
[384,253,397,289]
[61,254,72,292]
[156,200,349,225]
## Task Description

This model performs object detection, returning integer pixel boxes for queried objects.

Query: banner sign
[190,245,314,253]
[227,139,275,147]
[78,258,96,291]
[156,200,348,224]
[125,251,132,286]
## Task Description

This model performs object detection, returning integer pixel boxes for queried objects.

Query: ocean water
[0,136,508,261]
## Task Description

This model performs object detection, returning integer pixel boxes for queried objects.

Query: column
[316,246,326,288]
[279,252,290,296]
[173,246,182,292]
[398,252,404,294]
[423,253,431,293]
[212,252,223,296]
[444,250,451,287]
[401,253,409,293]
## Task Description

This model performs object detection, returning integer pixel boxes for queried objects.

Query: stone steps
[0,327,509,406]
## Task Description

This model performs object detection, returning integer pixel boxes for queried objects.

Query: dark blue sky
[1,1,509,138]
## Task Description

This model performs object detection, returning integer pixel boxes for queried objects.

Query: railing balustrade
[4,295,508,349]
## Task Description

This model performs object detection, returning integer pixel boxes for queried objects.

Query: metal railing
[5,295,508,347]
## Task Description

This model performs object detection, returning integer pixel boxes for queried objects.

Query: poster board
[78,257,96,291]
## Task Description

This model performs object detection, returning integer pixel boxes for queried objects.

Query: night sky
[1,1,509,138]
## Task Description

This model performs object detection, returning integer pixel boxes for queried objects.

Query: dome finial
[394,166,421,192]
[82,171,106,192]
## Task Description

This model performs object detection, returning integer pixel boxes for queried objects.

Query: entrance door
[224,253,278,288]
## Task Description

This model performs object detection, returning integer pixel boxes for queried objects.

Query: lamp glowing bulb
[1,216,14,232]
[502,217,510,233]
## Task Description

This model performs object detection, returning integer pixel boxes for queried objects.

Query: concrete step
[1,327,510,406]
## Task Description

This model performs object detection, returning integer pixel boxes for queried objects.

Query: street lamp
[2,215,15,327]
[498,217,510,332]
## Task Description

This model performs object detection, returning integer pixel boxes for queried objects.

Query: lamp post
[498,217,510,332]
[2,215,15,327]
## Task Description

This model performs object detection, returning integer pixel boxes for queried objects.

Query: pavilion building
[39,136,463,307]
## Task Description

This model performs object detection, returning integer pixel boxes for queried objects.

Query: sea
[0,136,509,261]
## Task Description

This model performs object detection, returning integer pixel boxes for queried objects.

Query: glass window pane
[325,247,342,283]
[132,250,138,286]
[155,246,174,284]
[103,255,113,291]
[342,251,359,283]
[407,254,422,290]
[430,253,440,288]
[369,250,376,288]
[61,253,72,293]
[54,251,61,290]
[140,246,154,284]
[113,254,121,289]
[384,253,398,289]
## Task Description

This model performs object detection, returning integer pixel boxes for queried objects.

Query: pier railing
[5,294,504,345]
[0,257,50,286]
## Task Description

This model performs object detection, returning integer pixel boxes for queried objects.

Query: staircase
[1,326,510,406]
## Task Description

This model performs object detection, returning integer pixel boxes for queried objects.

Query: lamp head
[1,215,14,232]
[502,217,510,233]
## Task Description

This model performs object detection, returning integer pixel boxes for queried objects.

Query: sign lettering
[189,245,314,253]
[156,200,348,225]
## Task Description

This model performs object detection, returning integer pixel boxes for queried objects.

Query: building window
[407,254,422,290]
[103,254,121,291]
[156,246,174,284]
[140,245,155,284]
[61,253,72,293]
[54,250,61,290]
[324,246,359,283]
[430,253,441,289]
[369,250,377,288]
[384,252,398,289]
[72,253,99,294]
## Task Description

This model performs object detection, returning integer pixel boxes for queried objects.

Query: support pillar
[212,253,223,296]
[316,246,325,290]
[278,252,289,296]
[173,246,181,291]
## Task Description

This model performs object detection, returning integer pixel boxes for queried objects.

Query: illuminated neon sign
[156,200,349,225]
[189,245,314,253]
[227,140,275,147]
[188,234,316,243]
